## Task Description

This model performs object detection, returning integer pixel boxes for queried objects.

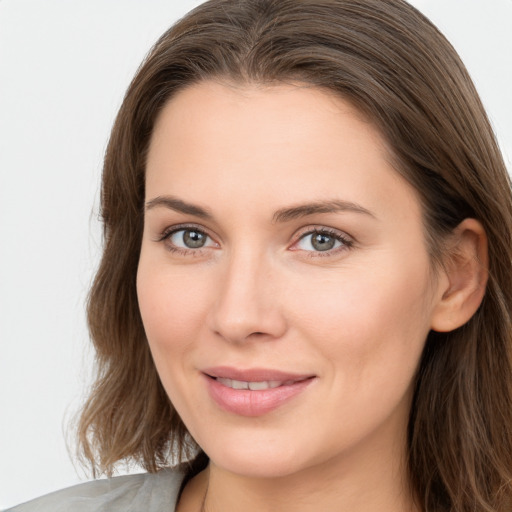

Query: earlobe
[430,218,488,333]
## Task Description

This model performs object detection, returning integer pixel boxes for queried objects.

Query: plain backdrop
[1,0,511,508]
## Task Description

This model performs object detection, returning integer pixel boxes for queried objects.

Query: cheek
[285,259,433,383]
[136,259,212,361]
[136,261,214,427]
[281,262,433,450]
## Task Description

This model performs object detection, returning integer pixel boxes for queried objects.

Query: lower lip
[204,375,315,417]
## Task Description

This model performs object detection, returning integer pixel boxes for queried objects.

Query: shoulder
[4,467,186,512]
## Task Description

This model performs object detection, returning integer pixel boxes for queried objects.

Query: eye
[170,228,209,248]
[159,226,218,253]
[294,229,352,254]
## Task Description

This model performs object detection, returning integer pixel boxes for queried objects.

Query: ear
[430,218,488,333]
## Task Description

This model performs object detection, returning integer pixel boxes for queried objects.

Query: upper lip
[202,366,315,382]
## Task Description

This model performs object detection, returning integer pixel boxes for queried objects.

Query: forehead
[149,81,376,162]
[145,80,420,225]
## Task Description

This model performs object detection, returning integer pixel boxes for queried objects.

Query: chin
[198,429,323,479]
[210,451,306,479]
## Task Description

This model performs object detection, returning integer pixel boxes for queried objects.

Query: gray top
[4,467,186,512]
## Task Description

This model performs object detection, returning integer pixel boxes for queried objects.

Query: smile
[202,367,316,416]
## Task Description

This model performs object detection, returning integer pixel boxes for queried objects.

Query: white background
[1,0,511,508]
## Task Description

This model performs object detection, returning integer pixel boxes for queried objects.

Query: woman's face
[137,81,444,479]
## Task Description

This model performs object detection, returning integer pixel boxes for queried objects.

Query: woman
[7,0,512,511]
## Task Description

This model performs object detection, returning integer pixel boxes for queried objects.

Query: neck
[202,456,415,512]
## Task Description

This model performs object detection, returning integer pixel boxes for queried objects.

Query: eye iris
[183,230,206,248]
[311,232,335,251]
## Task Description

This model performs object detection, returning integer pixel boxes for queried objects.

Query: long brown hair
[78,1,512,510]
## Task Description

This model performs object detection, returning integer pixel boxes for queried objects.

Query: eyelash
[156,224,354,258]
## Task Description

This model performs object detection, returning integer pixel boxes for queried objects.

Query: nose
[207,248,287,344]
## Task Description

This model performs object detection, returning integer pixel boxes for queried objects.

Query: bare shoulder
[4,468,185,512]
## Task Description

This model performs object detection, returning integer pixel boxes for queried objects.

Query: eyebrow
[272,199,375,223]
[145,195,213,219]
[144,195,375,222]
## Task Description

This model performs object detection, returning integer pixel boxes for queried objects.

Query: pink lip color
[202,367,315,417]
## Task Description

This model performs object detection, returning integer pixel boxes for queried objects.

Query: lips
[202,366,316,416]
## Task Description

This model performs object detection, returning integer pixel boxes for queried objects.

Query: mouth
[212,376,311,391]
[202,367,316,416]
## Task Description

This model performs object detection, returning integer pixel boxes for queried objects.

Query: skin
[136,81,485,512]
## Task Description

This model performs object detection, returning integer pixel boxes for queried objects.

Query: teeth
[232,379,249,390]
[249,380,282,390]
[216,378,283,390]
